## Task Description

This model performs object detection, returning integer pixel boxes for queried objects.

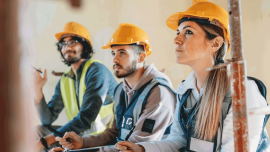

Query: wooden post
[0,0,36,151]
[0,1,9,151]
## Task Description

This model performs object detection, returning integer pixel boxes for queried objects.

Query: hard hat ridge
[192,0,209,5]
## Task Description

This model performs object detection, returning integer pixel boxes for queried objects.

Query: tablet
[190,137,213,152]
[66,145,114,152]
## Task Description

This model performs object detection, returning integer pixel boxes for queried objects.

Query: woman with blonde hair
[115,0,269,151]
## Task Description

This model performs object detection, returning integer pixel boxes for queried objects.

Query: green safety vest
[60,59,113,135]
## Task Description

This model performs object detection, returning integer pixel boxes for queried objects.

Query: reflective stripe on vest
[60,59,113,135]
[114,77,176,141]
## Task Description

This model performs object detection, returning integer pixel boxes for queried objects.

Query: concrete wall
[27,0,270,137]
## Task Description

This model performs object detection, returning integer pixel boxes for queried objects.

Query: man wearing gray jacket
[52,23,176,152]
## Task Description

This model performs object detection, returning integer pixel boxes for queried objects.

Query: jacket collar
[122,63,156,93]
[176,72,197,95]
[176,71,231,97]
[63,59,88,80]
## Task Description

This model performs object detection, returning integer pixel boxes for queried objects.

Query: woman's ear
[211,36,223,53]
[138,52,147,63]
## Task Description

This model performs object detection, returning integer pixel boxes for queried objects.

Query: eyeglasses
[57,40,79,49]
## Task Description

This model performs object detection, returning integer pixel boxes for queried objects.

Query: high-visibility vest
[60,59,113,135]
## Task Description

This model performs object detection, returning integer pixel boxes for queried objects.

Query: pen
[124,125,136,141]
[47,126,71,143]
[31,66,44,74]
[117,125,136,152]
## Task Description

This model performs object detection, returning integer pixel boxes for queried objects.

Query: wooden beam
[71,0,81,8]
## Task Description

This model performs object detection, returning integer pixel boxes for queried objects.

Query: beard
[114,60,137,78]
[65,56,81,64]
[63,51,82,65]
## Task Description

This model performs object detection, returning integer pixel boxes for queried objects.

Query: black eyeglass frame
[57,40,79,49]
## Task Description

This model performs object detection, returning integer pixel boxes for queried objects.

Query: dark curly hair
[56,36,94,66]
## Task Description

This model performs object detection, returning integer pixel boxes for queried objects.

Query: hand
[55,132,83,150]
[115,141,145,152]
[49,147,65,152]
[32,68,47,104]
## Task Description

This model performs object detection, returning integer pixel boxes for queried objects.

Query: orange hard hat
[166,0,230,52]
[102,23,152,57]
[55,22,92,46]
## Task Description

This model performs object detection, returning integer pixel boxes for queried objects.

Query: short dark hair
[56,36,94,66]
[111,44,146,65]
[131,45,145,56]
[111,43,145,56]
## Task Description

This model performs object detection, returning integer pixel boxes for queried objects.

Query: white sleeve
[221,79,267,152]
[126,86,176,143]
[139,100,187,152]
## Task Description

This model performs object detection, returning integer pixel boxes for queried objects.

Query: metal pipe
[228,0,250,151]
[249,106,270,116]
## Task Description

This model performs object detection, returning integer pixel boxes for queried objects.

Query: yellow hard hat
[102,23,152,57]
[166,0,230,52]
[55,22,92,46]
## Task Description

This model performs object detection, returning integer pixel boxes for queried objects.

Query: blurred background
[1,0,269,151]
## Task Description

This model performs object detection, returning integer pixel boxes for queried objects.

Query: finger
[119,150,133,152]
[32,69,39,75]
[44,69,47,79]
[55,136,69,143]
[115,143,127,150]
[49,147,64,152]
[63,131,77,139]
[65,144,75,150]
[62,142,74,149]
[33,69,42,77]
[117,141,135,147]
[59,140,71,145]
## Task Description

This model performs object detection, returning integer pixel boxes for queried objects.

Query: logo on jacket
[121,116,133,129]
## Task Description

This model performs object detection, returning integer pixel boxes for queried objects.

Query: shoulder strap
[216,94,232,151]
[155,77,176,94]
[133,77,176,125]
[114,82,123,113]
[133,79,160,125]
[247,76,267,100]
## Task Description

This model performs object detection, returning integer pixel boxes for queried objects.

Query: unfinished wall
[27,0,270,139]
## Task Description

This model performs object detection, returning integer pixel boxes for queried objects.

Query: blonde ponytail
[194,24,230,141]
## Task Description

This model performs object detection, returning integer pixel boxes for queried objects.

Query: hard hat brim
[166,12,210,31]
[102,41,152,57]
[166,12,185,31]
[102,41,144,49]
[102,44,110,49]
[55,32,92,46]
